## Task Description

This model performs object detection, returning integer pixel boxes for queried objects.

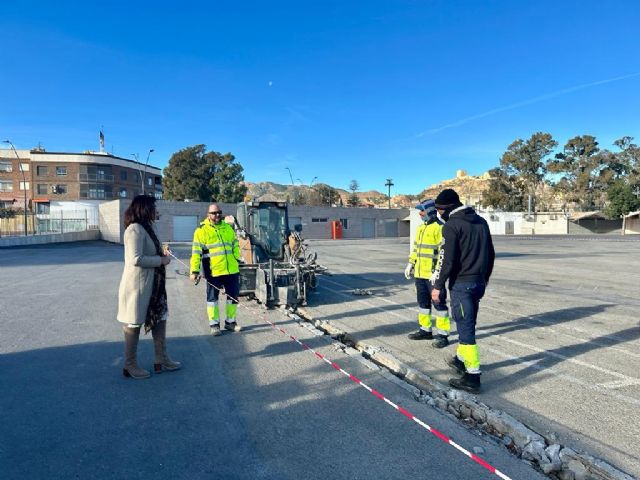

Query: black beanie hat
[434,188,461,208]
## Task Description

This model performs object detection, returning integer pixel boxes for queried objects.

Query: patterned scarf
[139,222,168,334]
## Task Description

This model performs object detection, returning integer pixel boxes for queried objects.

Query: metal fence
[0,209,99,237]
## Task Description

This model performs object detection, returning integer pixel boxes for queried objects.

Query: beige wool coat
[117,223,164,326]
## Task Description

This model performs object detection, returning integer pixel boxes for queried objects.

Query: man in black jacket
[431,189,495,393]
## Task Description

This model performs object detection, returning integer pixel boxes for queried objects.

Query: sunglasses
[208,211,222,215]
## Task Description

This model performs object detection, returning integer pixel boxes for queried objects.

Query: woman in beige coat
[117,195,180,379]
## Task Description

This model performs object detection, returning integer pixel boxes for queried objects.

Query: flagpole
[99,126,105,153]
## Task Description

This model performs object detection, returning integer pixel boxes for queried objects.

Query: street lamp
[3,140,28,236]
[285,167,294,185]
[130,153,143,196]
[141,149,155,195]
[309,177,319,206]
[385,178,394,209]
[284,167,297,204]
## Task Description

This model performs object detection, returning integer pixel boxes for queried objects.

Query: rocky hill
[418,170,492,207]
[243,171,491,208]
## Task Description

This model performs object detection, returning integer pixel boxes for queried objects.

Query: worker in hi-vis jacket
[405,199,450,349]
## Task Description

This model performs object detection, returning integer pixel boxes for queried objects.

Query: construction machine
[231,200,324,308]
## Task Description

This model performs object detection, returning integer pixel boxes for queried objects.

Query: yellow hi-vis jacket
[409,219,444,279]
[190,218,241,277]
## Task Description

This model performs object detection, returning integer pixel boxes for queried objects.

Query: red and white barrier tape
[167,250,513,480]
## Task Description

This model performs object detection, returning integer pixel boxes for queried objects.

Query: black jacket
[432,206,495,290]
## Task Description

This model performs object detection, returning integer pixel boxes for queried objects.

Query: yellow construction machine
[230,200,324,308]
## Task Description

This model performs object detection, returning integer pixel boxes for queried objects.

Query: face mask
[439,204,458,221]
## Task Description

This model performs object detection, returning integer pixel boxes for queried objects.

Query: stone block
[557,470,576,480]
[546,444,562,464]
[435,398,448,411]
[471,407,487,423]
[541,462,562,474]
[522,440,550,464]
[567,460,588,480]
[459,405,472,419]
[484,411,545,448]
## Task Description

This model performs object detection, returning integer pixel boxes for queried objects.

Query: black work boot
[445,355,466,375]
[449,373,481,394]
[408,329,433,340]
[432,335,449,349]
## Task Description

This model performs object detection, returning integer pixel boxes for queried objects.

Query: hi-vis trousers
[206,273,240,326]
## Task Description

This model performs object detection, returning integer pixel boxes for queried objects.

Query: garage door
[173,215,198,241]
[362,218,375,238]
[383,219,398,237]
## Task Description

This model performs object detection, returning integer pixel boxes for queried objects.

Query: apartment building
[0,148,163,213]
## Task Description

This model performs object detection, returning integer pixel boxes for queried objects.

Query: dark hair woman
[117,195,180,379]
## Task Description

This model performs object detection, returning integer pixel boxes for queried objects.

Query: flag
[99,129,105,148]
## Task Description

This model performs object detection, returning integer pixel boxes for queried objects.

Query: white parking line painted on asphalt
[493,334,640,384]
[479,305,640,360]
[321,278,414,322]
[325,274,640,363]
[599,379,640,389]
[319,276,640,408]
[482,298,640,351]
[483,345,640,407]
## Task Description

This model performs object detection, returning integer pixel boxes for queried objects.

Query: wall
[623,214,640,234]
[153,201,236,242]
[98,200,411,243]
[0,229,100,248]
[568,218,622,234]
[410,209,569,246]
[479,212,568,235]
[530,213,568,234]
[98,199,126,243]
[0,149,33,208]
[479,212,524,235]
[288,205,409,239]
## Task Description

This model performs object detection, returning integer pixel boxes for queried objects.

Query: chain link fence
[0,209,99,237]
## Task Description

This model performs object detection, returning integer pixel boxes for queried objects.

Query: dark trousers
[415,278,447,311]
[206,273,240,304]
[450,281,486,344]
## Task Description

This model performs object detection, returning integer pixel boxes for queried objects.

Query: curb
[294,307,636,480]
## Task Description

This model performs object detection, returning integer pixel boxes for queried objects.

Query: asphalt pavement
[0,241,545,480]
[303,236,640,478]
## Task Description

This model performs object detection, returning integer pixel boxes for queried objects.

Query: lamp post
[130,153,142,195]
[284,167,297,204]
[142,148,155,195]
[285,167,294,184]
[385,178,394,209]
[309,177,319,205]
[3,140,28,236]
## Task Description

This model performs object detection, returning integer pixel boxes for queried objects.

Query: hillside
[243,172,491,208]
[418,170,492,207]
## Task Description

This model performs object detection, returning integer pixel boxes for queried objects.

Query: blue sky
[1,1,639,195]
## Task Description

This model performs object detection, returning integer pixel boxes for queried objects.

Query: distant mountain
[242,181,420,208]
[242,172,492,208]
[418,170,492,207]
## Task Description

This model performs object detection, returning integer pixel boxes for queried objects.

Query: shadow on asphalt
[0,241,122,266]
[476,304,614,340]
[0,330,491,480]
[483,321,640,392]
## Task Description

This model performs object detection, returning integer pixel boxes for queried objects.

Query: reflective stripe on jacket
[190,219,241,277]
[408,219,443,279]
